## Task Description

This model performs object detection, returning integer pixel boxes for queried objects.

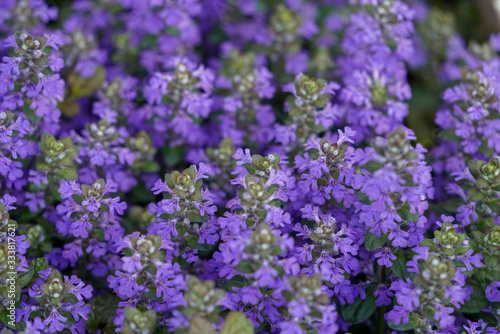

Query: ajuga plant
[4,1,500,334]
[215,49,276,149]
[275,73,340,152]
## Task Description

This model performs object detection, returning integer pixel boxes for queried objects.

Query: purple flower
[385,305,410,325]
[486,327,500,334]
[24,317,44,334]
[82,197,101,212]
[457,249,482,271]
[374,284,393,306]
[107,197,127,215]
[464,320,487,334]
[374,248,397,267]
[433,304,454,328]
[59,181,82,199]
[63,241,84,266]
[25,192,46,212]
[467,102,488,120]
[198,224,219,245]
[122,253,143,273]
[279,320,303,334]
[288,299,311,318]
[254,261,278,287]
[71,216,93,238]
[44,308,67,333]
[485,281,500,302]
[457,202,478,225]
[65,301,91,322]
[28,170,48,187]
[296,244,314,263]
[66,275,94,301]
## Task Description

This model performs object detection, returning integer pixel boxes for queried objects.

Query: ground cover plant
[2,0,500,333]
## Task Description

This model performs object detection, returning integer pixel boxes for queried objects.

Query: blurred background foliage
[45,0,500,151]
[409,0,498,149]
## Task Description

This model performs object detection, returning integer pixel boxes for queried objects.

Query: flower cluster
[0,110,31,188]
[108,233,182,331]
[0,195,28,309]
[143,58,215,148]
[275,74,340,150]
[52,178,126,273]
[148,164,218,264]
[353,127,434,249]
[18,267,92,333]
[386,250,471,332]
[216,49,276,148]
[1,33,64,134]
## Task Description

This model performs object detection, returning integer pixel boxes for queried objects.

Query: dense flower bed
[1,0,500,333]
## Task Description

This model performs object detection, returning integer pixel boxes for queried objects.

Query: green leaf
[468,188,486,202]
[486,198,500,215]
[423,305,437,326]
[186,236,213,252]
[361,160,383,173]
[62,293,79,303]
[142,161,160,173]
[222,275,246,292]
[391,249,410,279]
[281,290,293,302]
[71,194,84,204]
[455,246,470,256]
[122,248,134,256]
[189,317,215,334]
[32,257,48,273]
[268,199,282,207]
[397,203,419,222]
[458,281,489,313]
[69,66,106,98]
[57,167,78,180]
[356,192,371,204]
[187,211,208,223]
[419,238,435,248]
[23,103,41,123]
[441,198,463,213]
[33,54,49,66]
[15,32,23,47]
[364,231,388,251]
[175,225,187,239]
[439,128,460,141]
[220,312,254,334]
[17,268,34,288]
[98,204,110,213]
[475,311,498,326]
[341,289,376,323]
[256,209,267,218]
[0,307,25,331]
[161,145,185,167]
[36,36,48,49]
[484,254,499,270]
[140,34,159,49]
[146,287,163,301]
[388,314,419,331]
[234,260,253,273]
[243,163,256,175]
